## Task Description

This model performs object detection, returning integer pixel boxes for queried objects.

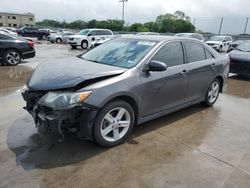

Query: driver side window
[151,42,184,67]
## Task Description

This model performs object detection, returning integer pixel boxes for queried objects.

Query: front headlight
[38,91,92,109]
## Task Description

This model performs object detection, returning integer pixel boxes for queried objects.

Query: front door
[140,41,189,117]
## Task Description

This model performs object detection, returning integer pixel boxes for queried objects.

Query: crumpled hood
[28,57,127,90]
[229,50,250,61]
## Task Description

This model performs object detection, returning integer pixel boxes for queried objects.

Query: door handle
[180,69,188,76]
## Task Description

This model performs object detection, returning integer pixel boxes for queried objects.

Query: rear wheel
[201,78,221,107]
[93,100,135,147]
[42,34,47,40]
[3,49,21,66]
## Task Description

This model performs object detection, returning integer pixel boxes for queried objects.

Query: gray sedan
[22,35,229,147]
[49,32,75,43]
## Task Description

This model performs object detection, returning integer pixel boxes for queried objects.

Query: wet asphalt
[0,41,250,188]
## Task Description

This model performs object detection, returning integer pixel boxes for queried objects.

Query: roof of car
[120,34,200,42]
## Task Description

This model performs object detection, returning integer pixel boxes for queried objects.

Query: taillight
[27,41,34,48]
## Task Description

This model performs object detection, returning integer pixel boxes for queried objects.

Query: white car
[174,33,205,41]
[206,36,233,52]
[68,29,113,49]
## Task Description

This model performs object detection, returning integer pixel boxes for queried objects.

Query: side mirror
[88,33,92,36]
[143,60,167,72]
[222,40,226,42]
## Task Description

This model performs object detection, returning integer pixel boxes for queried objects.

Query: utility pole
[244,17,249,34]
[193,18,196,26]
[119,0,128,30]
[218,17,224,35]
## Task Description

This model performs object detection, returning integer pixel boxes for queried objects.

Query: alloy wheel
[6,51,21,65]
[207,81,220,103]
[100,107,131,142]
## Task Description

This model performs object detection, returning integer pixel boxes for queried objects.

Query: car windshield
[78,29,90,36]
[209,36,225,41]
[80,38,157,68]
[236,41,250,52]
[175,33,190,37]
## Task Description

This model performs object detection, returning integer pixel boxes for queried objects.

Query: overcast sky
[1,0,250,34]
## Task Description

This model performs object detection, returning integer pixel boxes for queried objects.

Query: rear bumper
[22,50,35,59]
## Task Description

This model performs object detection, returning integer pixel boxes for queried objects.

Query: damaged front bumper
[22,90,98,141]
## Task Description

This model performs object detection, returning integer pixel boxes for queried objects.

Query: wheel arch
[99,95,139,125]
[3,48,23,59]
[215,75,224,93]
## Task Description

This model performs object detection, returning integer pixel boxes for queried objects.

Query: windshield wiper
[81,57,101,63]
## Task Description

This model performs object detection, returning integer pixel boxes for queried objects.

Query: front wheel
[201,78,221,107]
[218,46,223,53]
[56,38,62,43]
[81,40,88,49]
[93,100,135,147]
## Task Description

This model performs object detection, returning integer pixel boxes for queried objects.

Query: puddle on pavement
[0,65,33,90]
[6,115,105,170]
[226,75,250,99]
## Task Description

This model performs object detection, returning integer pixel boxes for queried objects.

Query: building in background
[0,12,35,28]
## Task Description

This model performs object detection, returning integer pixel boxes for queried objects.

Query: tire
[56,38,62,43]
[227,45,232,52]
[218,46,223,53]
[81,40,88,49]
[201,78,221,107]
[3,49,22,66]
[71,45,77,49]
[42,34,47,40]
[93,100,135,147]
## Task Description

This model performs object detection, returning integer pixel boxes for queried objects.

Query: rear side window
[95,30,103,35]
[151,41,184,67]
[185,42,206,62]
[205,49,214,59]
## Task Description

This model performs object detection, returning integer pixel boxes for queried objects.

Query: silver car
[175,33,205,41]
[22,35,229,147]
[49,32,75,43]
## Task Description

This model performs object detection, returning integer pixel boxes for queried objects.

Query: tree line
[36,11,195,33]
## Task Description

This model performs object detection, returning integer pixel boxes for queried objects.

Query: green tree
[174,11,191,21]
[87,19,97,28]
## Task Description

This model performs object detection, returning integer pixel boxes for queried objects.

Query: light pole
[119,0,128,29]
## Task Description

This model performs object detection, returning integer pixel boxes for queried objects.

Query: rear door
[184,41,216,102]
[140,41,190,116]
